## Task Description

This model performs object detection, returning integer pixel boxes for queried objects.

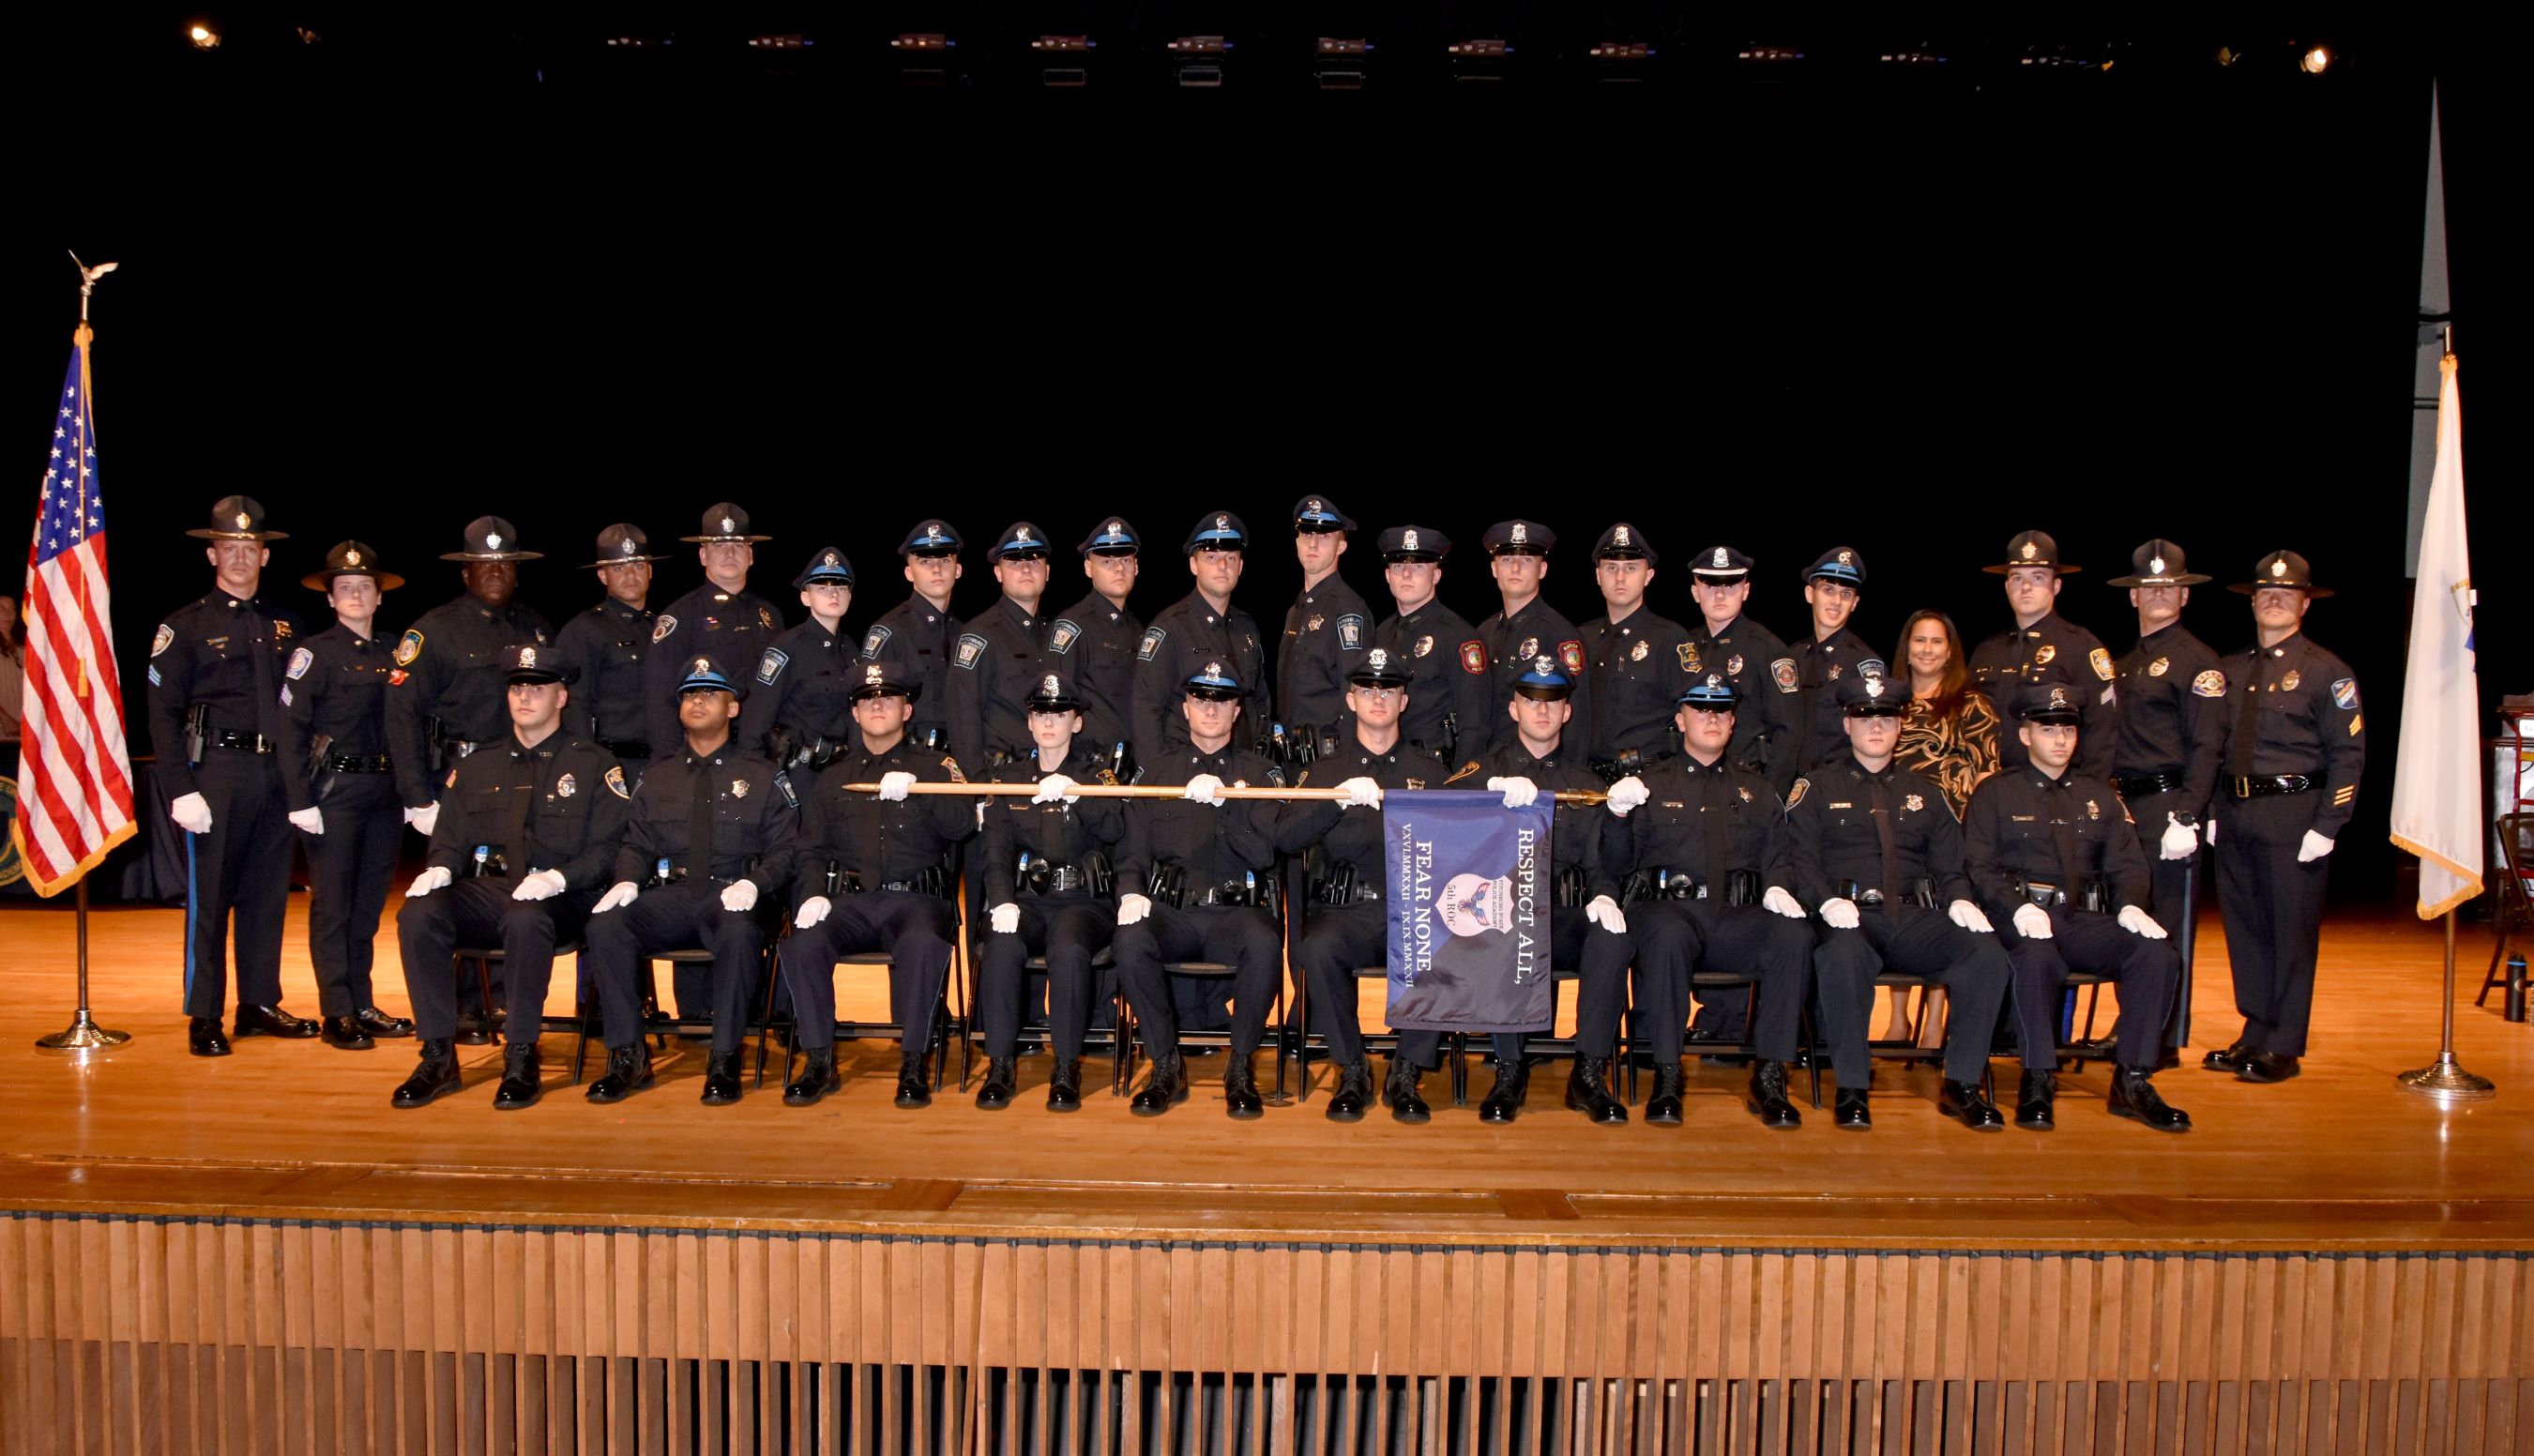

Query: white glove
[1182,774,1225,806]
[2159,814,2199,861]
[720,880,759,913]
[1117,892,1153,926]
[989,902,1020,933]
[594,881,640,914]
[795,895,832,929]
[287,806,325,836]
[1949,899,1995,934]
[403,865,452,899]
[1337,776,1383,809]
[2298,830,2335,863]
[2011,903,2054,940]
[2204,819,2217,847]
[877,770,917,801]
[511,868,568,902]
[406,802,440,838]
[2117,904,2169,939]
[1820,896,1861,929]
[169,791,214,835]
[1605,776,1649,817]
[1762,886,1806,919]
[1032,773,1081,805]
[1585,894,1627,933]
[1488,776,1540,809]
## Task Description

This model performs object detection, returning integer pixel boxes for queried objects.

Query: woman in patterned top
[1885,609,2001,1043]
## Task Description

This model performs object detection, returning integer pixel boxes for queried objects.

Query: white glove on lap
[877,770,917,801]
[795,895,832,929]
[170,792,213,835]
[594,881,640,914]
[1488,776,1540,809]
[511,868,568,902]
[2011,903,2054,940]
[989,902,1020,934]
[1762,886,1806,919]
[1182,774,1225,806]
[1820,896,1861,930]
[720,880,759,913]
[1605,776,1649,817]
[405,802,440,838]
[1117,892,1153,926]
[2117,904,2169,939]
[404,865,452,899]
[1949,899,1995,934]
[1585,894,1627,933]
[1337,776,1383,809]
[287,806,324,836]
[2160,814,2199,861]
[2298,830,2334,863]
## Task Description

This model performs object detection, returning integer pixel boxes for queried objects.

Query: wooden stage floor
[3,901,2529,1254]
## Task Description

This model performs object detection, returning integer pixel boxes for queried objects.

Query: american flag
[9,324,136,895]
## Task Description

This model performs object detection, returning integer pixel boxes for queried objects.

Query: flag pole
[2395,910,2491,1101]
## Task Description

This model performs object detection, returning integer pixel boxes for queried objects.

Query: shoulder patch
[1048,619,1080,655]
[1677,643,1697,671]
[1443,761,1483,785]
[152,623,174,657]
[1137,627,1166,662]
[2191,669,2227,699]
[604,766,630,798]
[1336,614,1365,652]
[1264,766,1285,787]
[1459,641,1487,675]
[650,614,677,645]
[285,646,313,680]
[954,633,988,670]
[1559,640,1585,675]
[1858,658,1887,678]
[1784,778,1810,810]
[757,648,789,685]
[1771,658,1798,692]
[2330,677,2358,710]
[941,755,967,783]
[2089,646,2115,682]
[394,629,423,666]
[861,624,892,658]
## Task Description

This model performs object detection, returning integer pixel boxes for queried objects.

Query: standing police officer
[948,522,1061,778]
[1682,545,1797,785]
[1783,547,1885,782]
[752,547,860,774]
[861,521,964,754]
[1478,520,1592,765]
[1047,518,1146,772]
[150,495,316,1055]
[1278,496,1369,743]
[554,523,664,767]
[1374,525,1495,771]
[1968,531,2118,774]
[387,517,552,841]
[645,503,785,758]
[1131,510,1273,760]
[2105,540,2227,977]
[1579,523,1694,782]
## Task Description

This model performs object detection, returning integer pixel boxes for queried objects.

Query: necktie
[504,747,536,872]
[688,757,718,880]
[1865,773,1900,904]
[1700,765,1730,893]
[2047,780,2085,898]
[246,602,279,741]
[2227,650,2269,780]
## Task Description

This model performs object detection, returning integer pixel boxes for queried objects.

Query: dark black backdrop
[4,7,2519,899]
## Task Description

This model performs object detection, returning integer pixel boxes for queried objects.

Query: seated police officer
[1769,671,2011,1131]
[391,644,631,1110]
[977,673,1129,1113]
[1278,648,1455,1124]
[778,662,976,1108]
[1113,663,1286,1118]
[1585,675,1814,1129]
[581,654,799,1107]
[1962,684,2191,1132]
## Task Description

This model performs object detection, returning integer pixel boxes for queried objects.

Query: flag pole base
[2396,1053,2496,1103]
[36,1009,129,1052]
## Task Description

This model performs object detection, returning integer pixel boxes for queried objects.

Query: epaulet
[1442,761,1484,786]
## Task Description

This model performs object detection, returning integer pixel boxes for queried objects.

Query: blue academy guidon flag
[1383,789,1555,1035]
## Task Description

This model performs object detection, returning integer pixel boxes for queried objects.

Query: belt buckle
[2231,775,2251,799]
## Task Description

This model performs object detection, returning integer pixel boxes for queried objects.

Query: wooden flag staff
[841,781,1613,805]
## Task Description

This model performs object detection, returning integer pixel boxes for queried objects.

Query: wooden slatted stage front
[2,902,2529,1455]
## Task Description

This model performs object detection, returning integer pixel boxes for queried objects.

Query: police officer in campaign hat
[1962,684,2191,1132]
[1584,675,1815,1128]
[1046,518,1146,774]
[581,653,798,1107]
[1278,648,1458,1124]
[777,662,977,1109]
[1969,531,2119,774]
[1771,671,2011,1131]
[1579,523,1696,783]
[1783,546,1885,783]
[1112,662,1286,1118]
[553,523,665,766]
[644,504,786,758]
[862,520,964,754]
[1278,496,1370,751]
[1374,525,1495,771]
[151,495,317,1055]
[1478,520,1593,766]
[2105,540,2227,986]
[753,547,861,778]
[2203,551,2365,1085]
[389,644,631,1110]
[1130,510,1273,762]
[1682,545,1797,785]
[277,540,415,1050]
[387,516,552,842]
[975,673,1129,1112]
[948,522,1064,779]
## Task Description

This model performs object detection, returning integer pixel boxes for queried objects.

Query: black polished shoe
[1477,1059,1529,1125]
[2014,1069,2056,1131]
[492,1043,542,1110]
[976,1057,1018,1111]
[895,1053,933,1109]
[1565,1056,1628,1125]
[355,1007,417,1039]
[1940,1079,2006,1130]
[1324,1062,1373,1122]
[585,1043,656,1103]
[189,1017,233,1057]
[2200,1039,2254,1074]
[1130,1054,1189,1116]
[1685,1025,1751,1069]
[1643,1061,1686,1127]
[453,1011,496,1047]
[320,1015,374,1051]
[2236,1050,2301,1084]
[1833,1086,1873,1130]
[782,1053,840,1106]
[1223,1057,1265,1119]
[389,1039,461,1107]
[1046,1058,1083,1112]
[1383,1056,1431,1125]
[2110,1066,2193,1131]
[1746,1062,1801,1129]
[233,1003,319,1039]
[699,1051,743,1106]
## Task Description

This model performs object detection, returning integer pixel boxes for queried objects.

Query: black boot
[1746,1062,1801,1129]
[1643,1061,1686,1127]
[2014,1069,2056,1130]
[2200,1038,2254,1073]
[585,1043,656,1103]
[976,1057,1018,1110]
[355,1007,416,1039]
[1565,1056,1627,1125]
[1939,1078,2005,1130]
[2237,1051,2300,1084]
[492,1042,542,1110]
[895,1050,933,1108]
[2110,1067,2193,1131]
[783,1052,840,1106]
[233,1003,319,1039]
[1223,1057,1264,1119]
[188,1016,233,1057]
[1324,1062,1373,1122]
[1478,1058,1529,1125]
[1383,1055,1430,1125]
[1046,1058,1083,1113]
[321,1015,374,1051]
[390,1039,461,1108]
[1131,1054,1189,1116]
[699,1051,743,1106]
[1833,1086,1872,1130]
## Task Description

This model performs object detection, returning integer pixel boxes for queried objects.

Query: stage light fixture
[747,34,811,49]
[2300,45,2333,74]
[1878,45,1946,66]
[188,22,220,50]
[1738,44,1802,63]
[2214,44,2243,67]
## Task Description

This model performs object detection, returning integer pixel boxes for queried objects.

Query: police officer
[387,517,552,839]
[553,523,664,766]
[582,654,798,1107]
[975,674,1129,1112]
[1579,523,1694,782]
[1279,649,1456,1124]
[1583,676,1815,1127]
[1478,520,1592,764]
[1770,671,2011,1130]
[2104,541,2227,978]
[1130,510,1272,761]
[1278,496,1369,744]
[389,645,631,1110]
[1374,524,1495,770]
[150,495,316,1055]
[778,662,976,1109]
[1962,684,2191,1132]
[1969,531,2119,774]
[2203,552,2365,1085]
[861,520,964,754]
[1783,547,1886,780]
[1682,545,1798,787]
[948,522,1061,778]
[754,547,861,773]
[645,503,785,757]
[277,541,415,1050]
[1047,518,1145,771]
[1113,663,1286,1118]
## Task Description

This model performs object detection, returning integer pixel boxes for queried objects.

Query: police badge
[2034,644,2056,668]
[1904,794,1924,812]
[1727,655,1744,677]
[1414,635,1434,658]
[731,779,749,799]
[1631,640,1647,661]
[556,773,578,797]
[1517,637,1538,660]
[651,615,677,645]
[2086,799,2101,820]
[2281,670,2300,691]
[2148,657,2170,677]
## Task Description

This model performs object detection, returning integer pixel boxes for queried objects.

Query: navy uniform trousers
[301,771,401,1017]
[182,749,293,1020]
[978,891,1115,1062]
[395,877,600,1043]
[584,881,768,1056]
[2214,792,2331,1057]
[1115,902,1282,1058]
[1578,901,1813,1063]
[779,890,957,1054]
[1811,904,2011,1088]
[2000,906,2179,1071]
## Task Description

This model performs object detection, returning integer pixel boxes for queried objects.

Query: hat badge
[1016,526,1032,543]
[1712,547,1729,568]
[486,531,504,551]
[1534,655,1554,674]
[1403,528,1420,553]
[720,515,736,534]
[1615,525,1631,546]
[2272,558,2289,578]
[1041,674,1059,695]
[345,549,361,567]
[2021,539,2038,561]
[864,664,884,684]
[619,538,636,555]
[1368,648,1388,670]
[1838,549,1854,568]
[2149,554,2167,577]
[1511,523,1528,544]
[1215,514,1229,530]
[824,551,839,567]
[1707,674,1723,689]
[1863,675,1884,700]
[693,657,711,675]
[1107,521,1122,535]
[1305,500,1323,513]
[2049,686,2069,710]
[519,646,537,667]
[1204,661,1223,677]
[234,510,251,530]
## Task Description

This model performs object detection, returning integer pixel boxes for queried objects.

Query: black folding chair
[758,851,968,1092]
[2476,813,2533,1009]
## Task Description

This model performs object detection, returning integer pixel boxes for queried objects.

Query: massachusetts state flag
[2388,351,2481,918]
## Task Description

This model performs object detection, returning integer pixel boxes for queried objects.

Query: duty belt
[1313,880,1384,904]
[1837,878,1934,910]
[2112,772,2184,798]
[2021,877,2108,912]
[2228,773,2317,798]
[1192,885,1261,907]
[322,753,393,773]
[210,729,276,753]
[598,738,650,761]
[1024,863,1089,894]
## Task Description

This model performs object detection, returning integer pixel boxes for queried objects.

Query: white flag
[2389,352,2481,918]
